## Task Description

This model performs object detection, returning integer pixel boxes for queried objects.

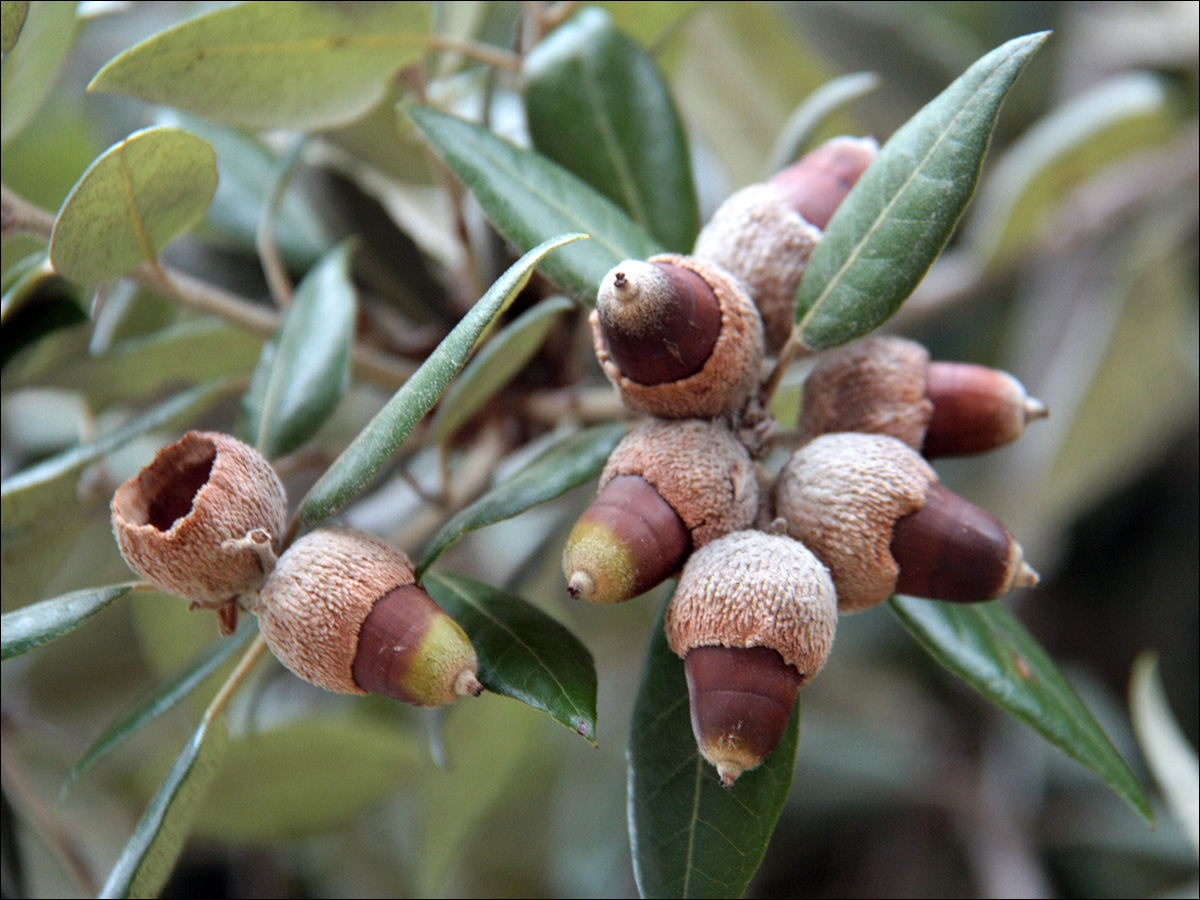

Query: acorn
[590,253,764,419]
[665,530,837,787]
[111,431,288,635]
[693,136,878,352]
[562,419,758,604]
[253,527,483,706]
[774,432,1039,613]
[797,336,1048,456]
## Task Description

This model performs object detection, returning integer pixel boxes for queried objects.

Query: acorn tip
[457,671,484,697]
[1014,559,1040,589]
[1023,396,1049,424]
[567,570,594,601]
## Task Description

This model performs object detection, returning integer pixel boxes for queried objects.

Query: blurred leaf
[100,715,229,899]
[890,595,1153,822]
[1,583,136,661]
[1,0,75,146]
[88,2,432,131]
[417,423,626,576]
[766,71,881,176]
[0,379,235,539]
[525,6,699,251]
[599,1,700,48]
[628,595,799,899]
[1,253,86,367]
[963,72,1173,270]
[425,572,598,744]
[193,716,422,841]
[795,31,1050,350]
[50,127,218,284]
[408,106,661,303]
[245,241,356,459]
[429,295,574,444]
[1,1,28,52]
[298,233,585,525]
[1130,653,1199,858]
[67,623,256,789]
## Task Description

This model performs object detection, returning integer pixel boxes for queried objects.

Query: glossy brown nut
[922,362,1048,457]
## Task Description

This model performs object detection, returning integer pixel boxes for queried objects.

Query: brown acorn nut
[773,432,1039,613]
[666,530,837,787]
[111,431,288,635]
[590,253,764,419]
[693,136,877,352]
[254,528,482,706]
[797,335,1049,456]
[562,419,758,604]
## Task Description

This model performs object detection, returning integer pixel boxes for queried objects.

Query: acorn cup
[797,335,1049,456]
[693,136,878,352]
[665,529,838,787]
[253,528,482,707]
[590,253,764,419]
[774,432,1039,613]
[110,431,288,635]
[562,419,758,604]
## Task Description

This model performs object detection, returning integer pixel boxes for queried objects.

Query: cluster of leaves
[3,3,1196,898]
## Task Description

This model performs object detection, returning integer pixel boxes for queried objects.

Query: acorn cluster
[111,432,481,707]
[563,137,1047,786]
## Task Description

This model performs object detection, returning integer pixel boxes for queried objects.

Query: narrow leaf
[429,295,574,444]
[409,106,661,303]
[890,595,1153,822]
[1,583,137,661]
[297,233,586,525]
[629,595,799,899]
[416,423,626,576]
[794,31,1050,350]
[99,715,230,899]
[424,572,598,744]
[1,379,236,538]
[248,241,356,459]
[50,126,218,285]
[66,624,256,788]
[1130,654,1196,854]
[766,71,880,175]
[524,6,699,251]
[1,0,74,146]
[88,2,432,131]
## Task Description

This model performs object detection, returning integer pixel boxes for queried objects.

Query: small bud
[110,432,288,635]
[774,433,1039,612]
[797,336,1048,456]
[693,136,877,352]
[255,528,482,706]
[563,420,758,604]
[591,254,764,418]
[666,530,837,786]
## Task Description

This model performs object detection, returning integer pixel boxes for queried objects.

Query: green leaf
[246,241,356,459]
[429,295,575,444]
[1130,654,1196,855]
[628,595,799,899]
[417,422,626,576]
[50,126,218,284]
[424,572,598,744]
[99,715,230,899]
[66,624,256,789]
[88,1,432,131]
[766,71,880,176]
[794,31,1050,350]
[1,1,29,53]
[524,7,699,252]
[1,0,74,146]
[889,595,1153,822]
[1,380,236,540]
[1,583,137,661]
[408,106,661,303]
[297,233,586,525]
[0,253,87,368]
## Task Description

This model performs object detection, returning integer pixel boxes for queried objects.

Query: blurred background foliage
[1,1,1196,897]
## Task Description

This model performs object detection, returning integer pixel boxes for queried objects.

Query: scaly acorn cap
[798,336,1048,456]
[666,530,838,786]
[562,419,758,604]
[590,254,764,418]
[774,432,1039,612]
[254,528,482,706]
[111,431,287,635]
[693,136,877,352]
